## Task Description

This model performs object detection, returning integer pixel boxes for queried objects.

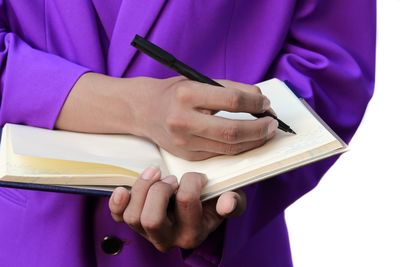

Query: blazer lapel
[107,0,168,77]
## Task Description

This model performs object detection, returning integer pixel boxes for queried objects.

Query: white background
[286,0,400,266]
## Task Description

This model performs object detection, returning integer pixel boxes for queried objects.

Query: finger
[122,166,161,233]
[179,83,269,113]
[208,80,264,116]
[174,173,207,247]
[184,135,268,155]
[269,107,277,117]
[176,150,219,161]
[191,114,278,144]
[109,187,131,222]
[161,141,219,161]
[214,80,280,117]
[215,80,262,95]
[201,190,247,235]
[216,190,247,217]
[140,176,178,251]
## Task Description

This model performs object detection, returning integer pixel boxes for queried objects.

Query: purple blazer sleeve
[191,1,376,265]
[0,16,89,129]
[248,0,376,220]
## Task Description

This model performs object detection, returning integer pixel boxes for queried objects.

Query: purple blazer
[0,1,375,266]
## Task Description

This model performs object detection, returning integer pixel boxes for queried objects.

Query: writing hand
[56,74,278,161]
[131,76,278,160]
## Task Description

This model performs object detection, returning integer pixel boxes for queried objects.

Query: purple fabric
[0,1,375,266]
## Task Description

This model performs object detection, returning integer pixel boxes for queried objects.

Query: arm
[0,22,89,129]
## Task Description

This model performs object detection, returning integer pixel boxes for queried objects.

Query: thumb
[109,187,131,222]
[216,190,247,218]
[202,190,247,233]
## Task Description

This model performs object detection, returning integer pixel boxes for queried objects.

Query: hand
[127,76,278,160]
[56,73,278,160]
[109,167,246,252]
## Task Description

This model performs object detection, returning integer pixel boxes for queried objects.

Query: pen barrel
[252,111,292,132]
[173,61,223,87]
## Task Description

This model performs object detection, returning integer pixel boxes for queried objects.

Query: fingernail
[268,120,279,136]
[141,166,161,180]
[262,97,270,111]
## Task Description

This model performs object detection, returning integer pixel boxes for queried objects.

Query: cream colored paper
[1,124,167,179]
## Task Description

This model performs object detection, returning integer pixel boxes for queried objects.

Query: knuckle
[181,173,204,187]
[175,85,193,104]
[257,122,268,139]
[141,215,163,232]
[148,182,168,195]
[226,91,242,110]
[165,114,188,133]
[221,125,240,143]
[123,212,141,228]
[178,232,203,249]
[176,190,197,209]
[222,143,241,155]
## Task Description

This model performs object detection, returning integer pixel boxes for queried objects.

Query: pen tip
[289,129,297,135]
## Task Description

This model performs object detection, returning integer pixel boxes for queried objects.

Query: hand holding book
[109,166,246,252]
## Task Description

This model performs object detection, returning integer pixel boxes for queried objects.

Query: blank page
[4,124,167,175]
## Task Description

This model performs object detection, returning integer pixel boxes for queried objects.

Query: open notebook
[0,79,347,200]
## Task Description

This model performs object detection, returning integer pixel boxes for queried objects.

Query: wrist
[55,72,135,135]
[119,76,165,138]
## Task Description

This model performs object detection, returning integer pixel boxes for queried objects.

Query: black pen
[131,34,296,134]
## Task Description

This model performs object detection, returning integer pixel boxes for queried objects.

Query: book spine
[0,181,112,197]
